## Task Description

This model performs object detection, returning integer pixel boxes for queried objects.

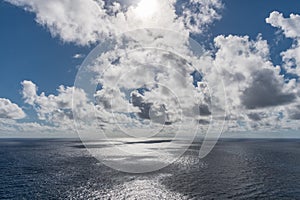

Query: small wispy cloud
[73,53,85,59]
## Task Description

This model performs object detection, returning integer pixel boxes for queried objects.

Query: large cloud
[84,43,213,130]
[21,80,94,128]
[211,35,293,109]
[266,11,300,127]
[266,11,300,38]
[266,11,300,76]
[0,98,26,120]
[5,0,223,45]
[6,0,110,45]
[205,34,299,131]
[241,68,295,109]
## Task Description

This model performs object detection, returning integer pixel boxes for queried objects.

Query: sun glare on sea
[134,0,158,19]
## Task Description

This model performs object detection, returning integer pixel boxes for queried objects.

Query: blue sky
[0,0,300,137]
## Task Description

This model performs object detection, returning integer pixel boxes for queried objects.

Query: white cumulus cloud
[5,0,223,45]
[266,11,300,76]
[21,80,94,129]
[0,98,26,120]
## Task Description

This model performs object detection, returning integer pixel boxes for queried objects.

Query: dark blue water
[0,138,299,199]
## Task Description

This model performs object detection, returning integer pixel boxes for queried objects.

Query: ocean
[0,138,299,199]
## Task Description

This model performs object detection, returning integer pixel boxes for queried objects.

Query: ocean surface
[0,138,299,199]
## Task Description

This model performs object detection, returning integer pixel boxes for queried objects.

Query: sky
[0,0,300,138]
